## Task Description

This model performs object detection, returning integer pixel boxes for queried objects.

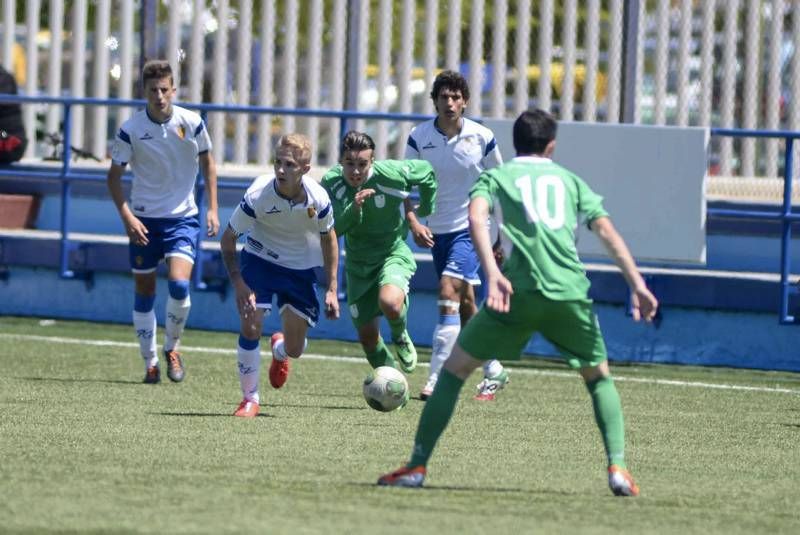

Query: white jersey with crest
[111,105,212,219]
[227,175,334,270]
[405,117,502,234]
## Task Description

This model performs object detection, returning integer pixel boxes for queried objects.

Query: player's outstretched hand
[630,285,659,322]
[354,188,376,208]
[485,273,514,313]
[125,216,149,246]
[206,210,220,237]
[409,221,434,248]
[324,290,340,320]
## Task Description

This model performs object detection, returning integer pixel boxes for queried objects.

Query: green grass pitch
[1,316,799,534]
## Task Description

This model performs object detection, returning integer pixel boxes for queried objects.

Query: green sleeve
[321,167,362,236]
[403,159,437,218]
[469,170,496,209]
[573,173,608,228]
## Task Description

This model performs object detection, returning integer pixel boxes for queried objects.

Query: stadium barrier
[0,93,429,290]
[707,128,800,324]
[2,94,800,371]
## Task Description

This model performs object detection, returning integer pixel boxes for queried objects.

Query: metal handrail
[2,94,800,322]
[0,94,432,288]
[708,127,800,324]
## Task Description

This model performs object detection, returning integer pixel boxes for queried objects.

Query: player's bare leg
[269,308,310,389]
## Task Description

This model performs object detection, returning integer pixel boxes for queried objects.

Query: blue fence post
[58,104,74,279]
[779,138,795,324]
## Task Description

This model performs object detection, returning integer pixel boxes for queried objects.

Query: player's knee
[379,297,403,319]
[134,273,157,295]
[168,279,190,300]
[579,361,610,383]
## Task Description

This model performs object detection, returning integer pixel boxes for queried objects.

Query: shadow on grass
[274,403,365,411]
[20,376,140,385]
[351,481,574,495]
[296,392,368,399]
[153,411,276,418]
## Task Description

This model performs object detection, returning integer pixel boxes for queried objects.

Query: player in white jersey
[404,70,509,401]
[220,134,340,418]
[107,60,219,385]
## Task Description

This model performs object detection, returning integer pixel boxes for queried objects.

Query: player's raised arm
[590,216,658,322]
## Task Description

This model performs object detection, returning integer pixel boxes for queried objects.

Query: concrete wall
[1,266,798,372]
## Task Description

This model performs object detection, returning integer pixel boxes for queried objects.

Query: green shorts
[345,252,416,327]
[458,289,608,369]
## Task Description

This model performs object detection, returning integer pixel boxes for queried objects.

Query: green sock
[586,375,627,469]
[365,338,396,369]
[408,369,465,467]
[387,299,408,341]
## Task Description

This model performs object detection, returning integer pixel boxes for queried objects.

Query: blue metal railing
[2,94,800,322]
[0,94,430,289]
[708,127,800,324]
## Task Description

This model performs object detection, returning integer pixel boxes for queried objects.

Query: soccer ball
[363,366,409,412]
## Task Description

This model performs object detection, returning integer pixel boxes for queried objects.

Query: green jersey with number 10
[470,156,609,301]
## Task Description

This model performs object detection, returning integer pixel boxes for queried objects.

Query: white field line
[2,333,799,395]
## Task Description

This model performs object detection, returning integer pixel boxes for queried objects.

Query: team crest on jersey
[374,194,385,208]
[176,126,186,139]
[349,303,359,319]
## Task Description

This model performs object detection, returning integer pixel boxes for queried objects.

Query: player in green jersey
[378,109,659,496]
[322,131,437,373]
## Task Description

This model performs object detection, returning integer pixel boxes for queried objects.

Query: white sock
[133,310,157,368]
[430,321,460,380]
[164,295,191,352]
[237,343,261,404]
[273,338,308,360]
[484,359,503,378]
